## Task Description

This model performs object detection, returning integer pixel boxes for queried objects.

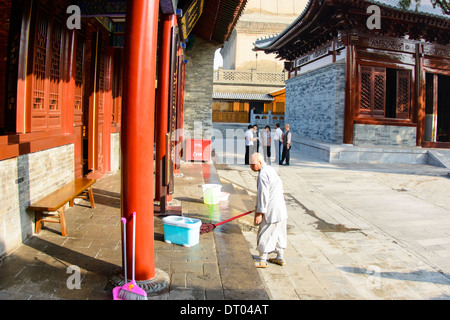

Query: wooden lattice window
[373,71,386,116]
[359,66,410,119]
[75,35,85,112]
[360,71,371,112]
[97,44,105,114]
[32,9,48,118]
[359,66,386,117]
[49,21,62,111]
[3,1,21,133]
[396,70,410,119]
[30,7,64,132]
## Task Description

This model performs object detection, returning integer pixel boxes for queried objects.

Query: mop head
[200,223,215,235]
[117,281,148,300]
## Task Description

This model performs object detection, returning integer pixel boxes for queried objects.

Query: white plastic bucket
[202,184,221,205]
[202,184,221,193]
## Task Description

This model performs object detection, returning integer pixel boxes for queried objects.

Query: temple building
[255,0,449,163]
[211,0,308,126]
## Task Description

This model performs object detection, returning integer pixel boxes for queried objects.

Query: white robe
[255,164,288,254]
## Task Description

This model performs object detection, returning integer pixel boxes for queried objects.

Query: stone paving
[0,161,268,300]
[1,142,449,300]
[214,143,450,300]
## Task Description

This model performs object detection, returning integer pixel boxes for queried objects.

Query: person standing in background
[274,123,283,164]
[245,124,255,165]
[280,124,291,166]
[262,125,272,164]
[253,124,260,153]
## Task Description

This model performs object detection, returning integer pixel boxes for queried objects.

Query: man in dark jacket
[280,124,291,166]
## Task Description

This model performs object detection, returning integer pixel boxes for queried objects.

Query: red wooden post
[121,0,159,281]
[343,36,357,144]
[87,31,99,173]
[174,47,185,174]
[415,43,425,146]
[64,30,76,137]
[180,60,186,131]
[17,0,33,134]
[103,47,114,173]
[155,14,176,202]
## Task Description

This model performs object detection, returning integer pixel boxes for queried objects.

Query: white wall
[220,0,308,72]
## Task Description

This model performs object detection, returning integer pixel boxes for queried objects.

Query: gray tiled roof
[254,0,449,50]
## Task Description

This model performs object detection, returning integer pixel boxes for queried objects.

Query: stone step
[427,149,450,169]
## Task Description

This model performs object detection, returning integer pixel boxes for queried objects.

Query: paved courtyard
[1,140,449,300]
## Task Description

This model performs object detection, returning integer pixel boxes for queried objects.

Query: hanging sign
[179,0,205,40]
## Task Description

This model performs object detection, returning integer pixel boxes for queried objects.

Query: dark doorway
[437,74,450,142]
[423,73,450,146]
[249,101,264,122]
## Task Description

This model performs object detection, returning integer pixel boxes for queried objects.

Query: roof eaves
[254,0,450,52]
[253,0,315,51]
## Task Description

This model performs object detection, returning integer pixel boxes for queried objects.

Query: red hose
[214,210,254,227]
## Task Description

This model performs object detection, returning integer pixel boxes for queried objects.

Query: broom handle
[121,217,127,281]
[132,212,136,282]
[215,210,254,227]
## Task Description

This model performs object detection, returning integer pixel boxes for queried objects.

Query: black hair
[265,125,270,130]
[275,123,280,128]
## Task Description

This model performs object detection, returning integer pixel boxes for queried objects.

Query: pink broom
[113,212,147,300]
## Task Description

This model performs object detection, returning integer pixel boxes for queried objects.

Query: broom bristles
[200,223,215,234]
[118,288,147,300]
[117,281,147,300]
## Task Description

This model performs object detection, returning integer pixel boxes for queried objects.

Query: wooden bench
[29,178,96,236]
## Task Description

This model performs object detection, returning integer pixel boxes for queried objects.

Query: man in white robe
[250,153,288,268]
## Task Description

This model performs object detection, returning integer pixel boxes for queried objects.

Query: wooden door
[30,7,63,131]
[86,30,107,177]
[95,34,106,173]
[423,72,450,147]
[74,34,85,178]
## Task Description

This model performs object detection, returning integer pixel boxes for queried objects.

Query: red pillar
[174,49,186,174]
[17,0,33,133]
[121,0,159,281]
[155,14,177,202]
[343,36,356,144]
[64,30,76,137]
[103,47,114,173]
[180,60,186,132]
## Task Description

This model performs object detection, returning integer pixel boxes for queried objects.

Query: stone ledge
[291,134,443,166]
